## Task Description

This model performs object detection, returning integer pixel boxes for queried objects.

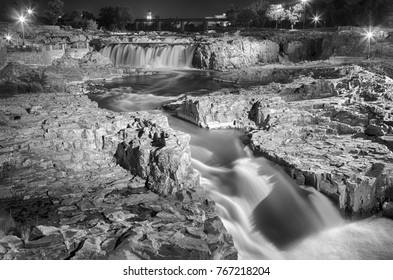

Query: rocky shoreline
[167,65,393,218]
[0,92,236,260]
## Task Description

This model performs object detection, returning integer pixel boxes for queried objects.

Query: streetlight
[4,34,12,44]
[301,0,308,29]
[18,15,26,45]
[312,15,320,29]
[27,8,33,16]
[365,30,374,59]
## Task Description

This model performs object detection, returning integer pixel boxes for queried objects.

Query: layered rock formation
[0,52,123,95]
[193,37,280,70]
[0,93,236,260]
[167,65,393,217]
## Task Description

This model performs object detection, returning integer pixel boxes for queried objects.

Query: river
[91,47,393,259]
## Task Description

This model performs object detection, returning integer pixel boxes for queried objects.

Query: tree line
[228,0,393,29]
[8,0,134,31]
[8,0,393,31]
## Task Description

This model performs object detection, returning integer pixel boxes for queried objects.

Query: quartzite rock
[168,65,393,217]
[193,37,279,70]
[0,92,236,260]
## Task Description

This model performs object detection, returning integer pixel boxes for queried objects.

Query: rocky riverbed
[0,93,236,260]
[2,27,393,260]
[167,64,393,218]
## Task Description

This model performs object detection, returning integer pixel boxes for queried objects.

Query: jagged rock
[0,236,23,250]
[193,38,279,70]
[25,234,64,249]
[168,65,393,217]
[71,236,104,260]
[30,225,61,240]
[113,115,199,197]
[365,125,385,136]
[0,92,235,260]
[382,202,393,219]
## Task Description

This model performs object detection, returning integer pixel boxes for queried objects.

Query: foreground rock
[0,93,236,259]
[167,65,393,217]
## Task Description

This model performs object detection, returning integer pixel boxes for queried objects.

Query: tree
[58,10,97,30]
[285,3,304,29]
[249,0,270,27]
[44,0,64,25]
[59,10,82,28]
[353,0,393,26]
[225,5,239,26]
[98,7,134,31]
[236,8,257,27]
[266,4,286,29]
[82,11,95,21]
[84,19,98,31]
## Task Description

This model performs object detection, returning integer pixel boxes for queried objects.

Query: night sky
[2,0,291,19]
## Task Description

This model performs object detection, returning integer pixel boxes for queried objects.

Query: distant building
[146,10,153,21]
[205,13,230,28]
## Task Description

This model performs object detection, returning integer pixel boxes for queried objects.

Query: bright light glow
[18,15,26,23]
[27,8,33,15]
[312,14,321,23]
[361,27,377,43]
[366,31,374,39]
[301,0,308,3]
[5,34,12,41]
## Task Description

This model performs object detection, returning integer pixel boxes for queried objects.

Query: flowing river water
[92,45,393,259]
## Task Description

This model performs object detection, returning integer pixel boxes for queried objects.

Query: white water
[90,69,393,260]
[101,44,195,68]
[180,120,393,259]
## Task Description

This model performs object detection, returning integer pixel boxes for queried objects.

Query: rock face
[193,37,280,70]
[0,52,123,95]
[321,30,393,59]
[0,93,236,260]
[46,51,123,83]
[113,115,199,197]
[167,65,393,217]
[168,68,340,129]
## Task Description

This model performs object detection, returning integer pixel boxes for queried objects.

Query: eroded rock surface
[167,65,393,217]
[193,37,279,70]
[0,93,236,260]
[0,52,123,96]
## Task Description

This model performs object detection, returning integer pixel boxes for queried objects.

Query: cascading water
[90,70,393,260]
[101,43,195,68]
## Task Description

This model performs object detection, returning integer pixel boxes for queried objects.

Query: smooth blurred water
[90,70,393,260]
[89,70,230,112]
[101,44,195,68]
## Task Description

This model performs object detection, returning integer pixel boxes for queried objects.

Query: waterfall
[101,44,195,68]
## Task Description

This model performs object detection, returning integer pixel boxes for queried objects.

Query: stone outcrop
[46,51,123,83]
[167,67,342,129]
[166,65,393,217]
[0,52,123,95]
[0,93,236,260]
[193,37,280,70]
[321,30,393,59]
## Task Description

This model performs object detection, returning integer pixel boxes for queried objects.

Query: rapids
[90,68,393,260]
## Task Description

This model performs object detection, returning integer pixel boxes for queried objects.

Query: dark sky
[3,0,290,19]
